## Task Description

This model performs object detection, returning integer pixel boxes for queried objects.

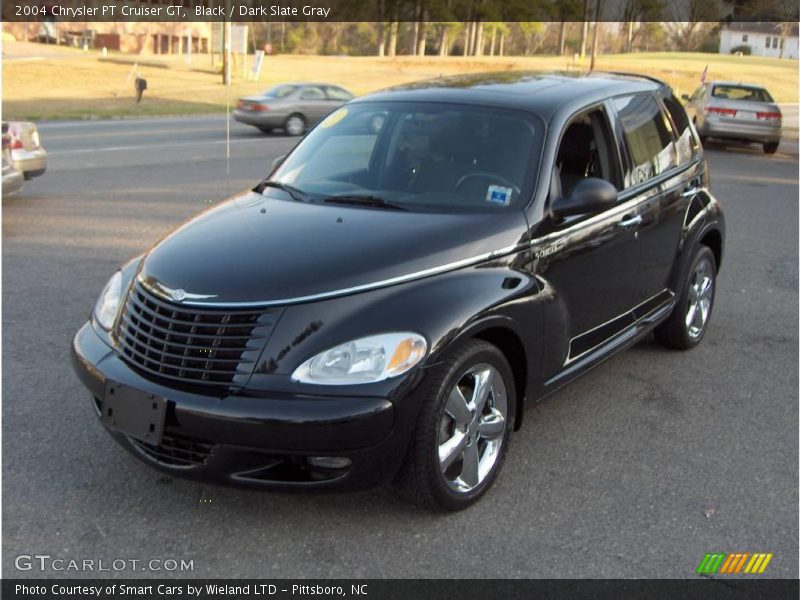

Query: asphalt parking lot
[2,116,798,578]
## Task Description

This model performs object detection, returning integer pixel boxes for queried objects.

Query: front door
[535,106,642,378]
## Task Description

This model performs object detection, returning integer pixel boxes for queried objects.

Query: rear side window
[690,85,706,101]
[325,86,353,101]
[612,94,677,187]
[662,95,700,165]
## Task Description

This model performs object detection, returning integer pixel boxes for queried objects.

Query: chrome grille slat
[120,316,258,353]
[114,281,279,387]
[123,311,262,340]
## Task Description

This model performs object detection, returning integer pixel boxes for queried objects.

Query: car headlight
[93,271,123,330]
[292,332,428,385]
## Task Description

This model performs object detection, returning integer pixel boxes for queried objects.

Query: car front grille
[114,280,280,387]
[130,433,214,467]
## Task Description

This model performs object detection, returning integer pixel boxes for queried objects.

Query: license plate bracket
[101,381,166,445]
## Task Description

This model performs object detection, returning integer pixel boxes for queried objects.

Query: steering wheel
[455,172,521,196]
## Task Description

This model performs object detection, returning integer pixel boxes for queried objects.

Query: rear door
[297,86,330,124]
[610,93,691,303]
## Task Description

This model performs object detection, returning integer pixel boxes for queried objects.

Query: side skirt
[539,291,676,399]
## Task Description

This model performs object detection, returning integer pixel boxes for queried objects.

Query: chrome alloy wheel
[437,364,508,493]
[285,115,305,136]
[686,256,714,339]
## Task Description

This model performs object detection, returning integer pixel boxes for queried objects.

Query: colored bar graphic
[700,552,773,575]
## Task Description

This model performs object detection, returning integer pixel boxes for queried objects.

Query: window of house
[742,34,749,42]
[766,36,771,46]
[773,37,779,48]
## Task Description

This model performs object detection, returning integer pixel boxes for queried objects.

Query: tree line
[246,0,796,57]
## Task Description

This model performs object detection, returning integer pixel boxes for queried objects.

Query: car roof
[707,80,768,89]
[351,71,665,120]
[278,82,342,88]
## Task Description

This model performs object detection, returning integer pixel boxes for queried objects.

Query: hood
[138,191,527,305]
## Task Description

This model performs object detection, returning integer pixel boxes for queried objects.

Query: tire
[655,245,716,350]
[396,339,516,511]
[284,114,305,136]
[763,142,779,154]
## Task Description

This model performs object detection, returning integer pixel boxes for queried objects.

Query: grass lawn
[3,42,797,121]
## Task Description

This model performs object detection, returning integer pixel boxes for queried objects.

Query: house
[719,22,799,59]
[3,1,212,55]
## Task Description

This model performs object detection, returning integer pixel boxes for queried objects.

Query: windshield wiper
[323,194,408,211]
[258,180,311,203]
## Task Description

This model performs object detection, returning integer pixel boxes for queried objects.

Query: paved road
[3,117,798,579]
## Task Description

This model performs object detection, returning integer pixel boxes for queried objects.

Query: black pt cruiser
[73,72,724,511]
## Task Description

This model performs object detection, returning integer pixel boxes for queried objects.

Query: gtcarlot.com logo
[15,554,194,572]
[697,552,773,575]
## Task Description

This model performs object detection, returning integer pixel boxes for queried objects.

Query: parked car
[72,72,724,511]
[6,121,47,179]
[233,83,354,135]
[683,81,782,154]
[2,132,24,197]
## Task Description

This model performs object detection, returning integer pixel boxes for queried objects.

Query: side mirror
[681,93,690,101]
[270,154,286,170]
[551,177,617,218]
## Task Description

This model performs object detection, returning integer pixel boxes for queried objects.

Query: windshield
[262,85,297,99]
[712,85,773,103]
[268,101,543,212]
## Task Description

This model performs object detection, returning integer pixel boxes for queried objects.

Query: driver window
[554,109,619,199]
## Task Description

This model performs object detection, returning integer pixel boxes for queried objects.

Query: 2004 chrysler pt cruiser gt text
[72,72,725,510]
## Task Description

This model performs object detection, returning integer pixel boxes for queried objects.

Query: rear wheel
[655,245,716,350]
[284,114,306,136]
[396,340,515,511]
[763,142,779,154]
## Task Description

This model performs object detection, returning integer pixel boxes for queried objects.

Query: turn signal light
[756,111,781,121]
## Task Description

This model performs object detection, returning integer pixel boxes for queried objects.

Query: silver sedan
[7,121,47,179]
[233,83,354,136]
[2,133,24,198]
[683,81,782,154]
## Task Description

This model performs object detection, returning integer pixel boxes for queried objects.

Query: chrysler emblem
[139,277,219,303]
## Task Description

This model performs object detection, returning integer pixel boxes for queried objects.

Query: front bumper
[701,118,781,144]
[11,147,47,178]
[72,322,421,491]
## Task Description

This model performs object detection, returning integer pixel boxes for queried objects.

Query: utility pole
[222,0,231,84]
[590,0,602,71]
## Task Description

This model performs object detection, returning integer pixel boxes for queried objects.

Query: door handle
[618,214,642,230]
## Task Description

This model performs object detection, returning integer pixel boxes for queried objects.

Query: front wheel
[655,245,716,350]
[396,340,516,511]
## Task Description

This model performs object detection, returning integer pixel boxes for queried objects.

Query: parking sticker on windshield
[486,185,512,206]
[321,108,348,128]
